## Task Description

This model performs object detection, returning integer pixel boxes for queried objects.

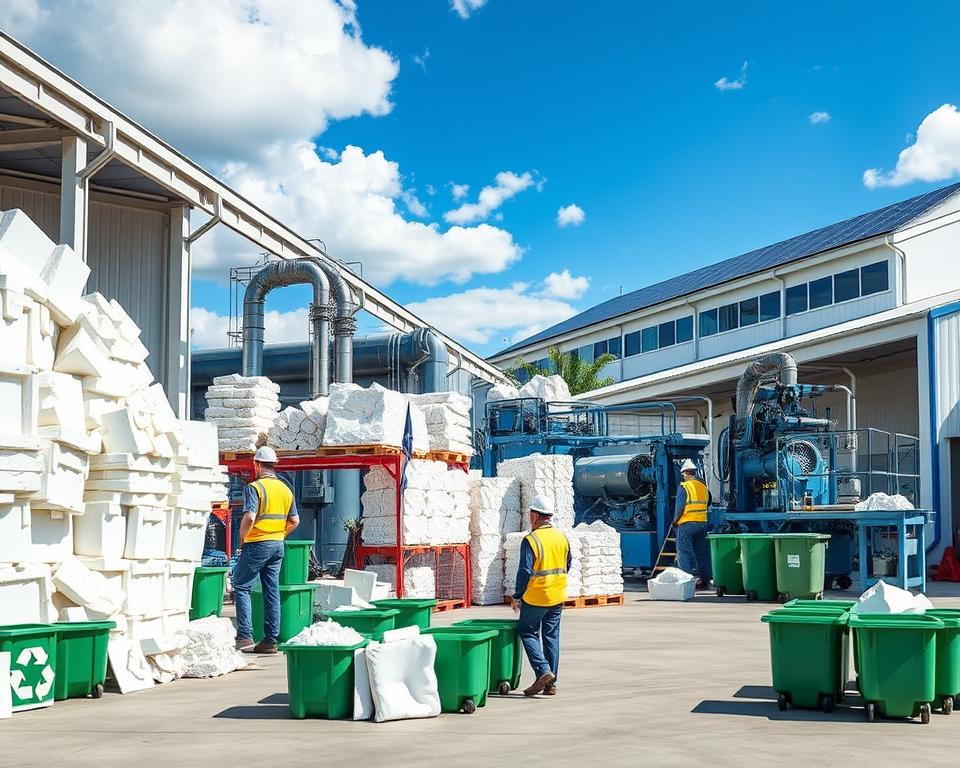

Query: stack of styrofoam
[496,453,576,530]
[323,382,428,453]
[574,521,623,596]
[363,563,436,600]
[203,374,281,452]
[469,475,521,605]
[360,460,470,547]
[486,382,520,402]
[267,396,328,451]
[405,392,473,456]
[518,374,571,402]
[502,531,527,599]
[565,532,582,598]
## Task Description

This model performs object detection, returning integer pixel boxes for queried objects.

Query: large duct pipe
[307,258,357,383]
[242,259,331,397]
[735,352,798,421]
[407,328,448,394]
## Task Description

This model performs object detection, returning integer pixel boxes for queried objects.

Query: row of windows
[785,261,888,316]
[568,334,623,364]
[700,291,780,337]
[624,315,693,356]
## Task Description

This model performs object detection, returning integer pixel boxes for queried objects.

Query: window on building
[861,261,889,296]
[739,296,759,326]
[641,326,658,353]
[514,368,531,384]
[676,315,693,343]
[608,336,622,358]
[578,344,595,364]
[809,276,833,309]
[624,330,641,357]
[699,308,718,337]
[718,302,739,333]
[536,357,553,373]
[658,320,675,348]
[785,284,808,315]
[759,291,780,322]
[593,340,607,359]
[834,268,860,303]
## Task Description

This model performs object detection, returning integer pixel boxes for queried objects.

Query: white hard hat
[680,459,697,473]
[529,494,554,516]
[254,446,279,464]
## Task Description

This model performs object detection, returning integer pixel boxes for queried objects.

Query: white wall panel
[0,182,60,240]
[621,341,695,379]
[699,319,781,359]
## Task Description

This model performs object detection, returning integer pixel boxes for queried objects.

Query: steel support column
[166,204,191,417]
[59,135,87,260]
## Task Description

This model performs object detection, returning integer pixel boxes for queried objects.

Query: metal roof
[495,182,960,359]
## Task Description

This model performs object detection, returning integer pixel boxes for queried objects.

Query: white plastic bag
[852,580,933,614]
[365,636,440,722]
[353,644,375,721]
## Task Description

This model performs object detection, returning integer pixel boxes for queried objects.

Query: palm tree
[510,346,616,396]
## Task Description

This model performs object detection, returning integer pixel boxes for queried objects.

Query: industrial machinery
[482,397,710,571]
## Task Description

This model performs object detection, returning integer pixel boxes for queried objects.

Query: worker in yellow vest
[674,458,712,588]
[233,446,300,654]
[510,494,571,697]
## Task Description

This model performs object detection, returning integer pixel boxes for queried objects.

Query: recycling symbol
[9,646,55,701]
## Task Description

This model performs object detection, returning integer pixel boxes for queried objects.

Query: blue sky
[5,1,960,357]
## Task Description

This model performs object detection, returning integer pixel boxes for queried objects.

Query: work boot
[253,639,278,655]
[523,671,555,697]
[235,636,254,652]
[543,685,557,696]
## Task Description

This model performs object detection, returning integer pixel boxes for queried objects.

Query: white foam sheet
[0,651,11,719]
[52,556,124,616]
[107,637,156,693]
[365,635,441,722]
[353,645,375,721]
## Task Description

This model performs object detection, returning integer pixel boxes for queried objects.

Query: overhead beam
[0,111,50,127]
[0,32,509,385]
[0,126,61,151]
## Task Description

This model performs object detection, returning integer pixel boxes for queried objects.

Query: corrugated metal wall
[935,311,960,439]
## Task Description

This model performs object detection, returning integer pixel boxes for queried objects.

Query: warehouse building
[0,32,505,417]
[490,183,960,559]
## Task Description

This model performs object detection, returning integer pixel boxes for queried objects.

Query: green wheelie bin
[370,598,437,631]
[739,534,778,601]
[761,609,848,712]
[771,533,830,602]
[252,583,318,643]
[707,534,744,597]
[0,624,59,711]
[849,613,942,723]
[926,609,960,713]
[453,618,522,694]
[328,608,399,641]
[279,638,369,719]
[189,566,230,620]
[279,539,313,585]
[422,626,497,713]
[52,621,115,701]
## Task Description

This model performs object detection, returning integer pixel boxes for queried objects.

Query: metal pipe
[307,257,357,383]
[241,259,331,397]
[884,234,908,305]
[735,352,798,421]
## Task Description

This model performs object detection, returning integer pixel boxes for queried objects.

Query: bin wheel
[497,682,511,696]
[821,695,835,714]
[716,587,725,598]
[836,575,852,590]
[920,703,931,724]
[92,683,104,700]
[865,702,876,722]
[943,696,954,715]
[745,591,754,602]
[777,593,787,604]
[777,693,788,711]
[462,699,477,715]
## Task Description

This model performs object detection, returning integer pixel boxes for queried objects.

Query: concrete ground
[6,582,960,768]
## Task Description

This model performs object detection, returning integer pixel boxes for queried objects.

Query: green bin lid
[454,618,519,628]
[706,533,744,539]
[923,609,960,628]
[848,614,944,630]
[278,639,368,652]
[284,539,313,548]
[784,598,856,610]
[279,583,320,593]
[0,623,58,637]
[330,608,399,618]
[761,609,847,625]
[769,533,831,540]
[422,626,498,641]
[195,566,230,574]
[371,598,438,609]
[54,621,116,632]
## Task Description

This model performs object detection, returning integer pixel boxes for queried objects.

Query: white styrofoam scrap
[365,636,440,722]
[23,302,56,369]
[125,614,165,641]
[0,209,55,297]
[204,384,280,402]
[854,493,915,512]
[852,580,933,615]
[100,407,154,455]
[30,439,89,514]
[73,499,126,559]
[0,562,54,624]
[0,277,27,363]
[124,505,170,560]
[90,453,176,474]
[289,619,365,646]
[172,419,220,468]
[323,383,429,452]
[52,556,125,616]
[0,500,31,562]
[174,616,248,678]
[106,298,142,343]
[107,637,156,693]
[518,374,571,403]
[486,382,520,402]
[212,373,280,391]
[36,370,86,434]
[84,490,168,508]
[0,364,39,439]
[85,472,172,495]
[647,567,695,601]
[496,453,576,531]
[37,243,90,326]
[406,391,472,415]
[53,322,112,378]
[24,506,74,563]
[166,507,209,561]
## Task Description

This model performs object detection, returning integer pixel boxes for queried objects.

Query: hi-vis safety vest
[677,478,709,525]
[244,476,294,543]
[523,525,570,607]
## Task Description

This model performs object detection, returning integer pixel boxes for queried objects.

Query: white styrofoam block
[23,301,55,369]
[165,507,209,561]
[0,651,11,719]
[0,209,55,295]
[124,505,170,559]
[124,614,165,641]
[90,453,175,474]
[38,366,88,430]
[52,556,125,616]
[173,419,220,468]
[161,610,190,637]
[100,407,154,455]
[0,500,31,562]
[73,500,127,559]
[39,243,90,327]
[107,637,155,693]
[27,507,75,563]
[0,364,38,437]
[343,569,377,603]
[0,278,27,362]
[31,440,89,514]
[323,383,429,451]
[123,559,166,617]
[162,561,196,611]
[53,322,112,378]
[0,563,54,624]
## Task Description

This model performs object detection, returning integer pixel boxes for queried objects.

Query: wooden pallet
[502,593,624,609]
[428,450,471,466]
[220,445,429,461]
[433,598,468,612]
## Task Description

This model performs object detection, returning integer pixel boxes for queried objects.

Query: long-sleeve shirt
[674,483,712,523]
[513,527,573,600]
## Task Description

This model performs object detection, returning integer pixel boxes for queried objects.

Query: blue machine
[481,397,709,571]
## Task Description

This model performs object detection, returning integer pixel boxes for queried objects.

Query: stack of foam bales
[267,396,328,451]
[203,374,281,452]
[323,382,428,452]
[495,453,576,530]
[574,521,623,596]
[360,460,471,546]
[363,561,437,600]
[405,392,474,456]
[469,474,521,605]
[502,531,527,599]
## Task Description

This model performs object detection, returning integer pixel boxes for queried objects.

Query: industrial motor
[573,453,655,500]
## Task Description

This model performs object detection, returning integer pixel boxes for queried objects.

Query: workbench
[721,509,933,593]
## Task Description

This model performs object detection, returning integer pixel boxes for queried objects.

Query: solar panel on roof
[494,182,960,357]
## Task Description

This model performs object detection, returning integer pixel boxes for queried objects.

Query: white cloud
[864,104,960,189]
[0,0,398,165]
[443,171,540,225]
[190,306,309,349]
[556,203,586,227]
[540,269,589,300]
[412,47,430,73]
[451,0,487,19]
[715,62,748,91]
[407,280,578,347]
[192,143,523,285]
[401,189,429,218]
[808,111,831,125]
[450,183,470,201]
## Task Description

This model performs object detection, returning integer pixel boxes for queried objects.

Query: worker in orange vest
[674,458,712,588]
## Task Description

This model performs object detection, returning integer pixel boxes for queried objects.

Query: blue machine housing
[482,398,709,571]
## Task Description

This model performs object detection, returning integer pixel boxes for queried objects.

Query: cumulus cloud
[863,104,960,189]
[450,183,470,201]
[444,171,540,225]
[715,61,748,91]
[540,269,589,300]
[451,0,487,19]
[191,143,523,285]
[190,306,310,349]
[556,203,585,227]
[0,0,399,165]
[809,111,831,124]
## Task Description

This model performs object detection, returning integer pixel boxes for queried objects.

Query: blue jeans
[518,601,562,681]
[233,540,284,642]
[676,521,712,581]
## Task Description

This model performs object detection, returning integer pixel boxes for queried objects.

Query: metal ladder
[652,520,678,574]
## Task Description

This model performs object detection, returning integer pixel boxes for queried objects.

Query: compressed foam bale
[496,453,576,531]
[73,499,126,559]
[0,500,31,563]
[124,505,170,559]
[0,563,55,624]
[173,420,220,468]
[212,373,279,390]
[406,391,472,414]
[323,383,428,451]
[469,476,521,535]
